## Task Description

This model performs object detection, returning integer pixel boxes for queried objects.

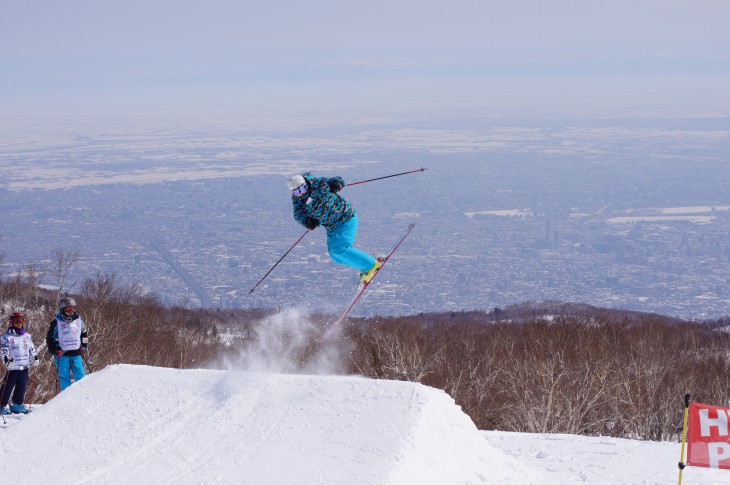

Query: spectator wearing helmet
[45,297,88,391]
[288,172,382,285]
[1,311,38,414]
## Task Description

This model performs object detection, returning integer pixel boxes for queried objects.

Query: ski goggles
[292,183,308,198]
[63,306,76,312]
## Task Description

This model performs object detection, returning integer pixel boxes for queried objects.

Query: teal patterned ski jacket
[292,172,355,232]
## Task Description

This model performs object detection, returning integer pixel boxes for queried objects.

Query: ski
[331,222,415,327]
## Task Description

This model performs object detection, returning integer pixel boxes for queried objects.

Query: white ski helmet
[287,174,306,191]
[59,297,77,309]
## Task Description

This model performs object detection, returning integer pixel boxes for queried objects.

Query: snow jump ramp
[1,364,539,484]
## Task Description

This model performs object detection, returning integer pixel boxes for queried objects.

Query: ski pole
[0,370,9,424]
[344,167,428,187]
[248,229,310,294]
[53,357,60,394]
[82,352,94,373]
[25,369,37,412]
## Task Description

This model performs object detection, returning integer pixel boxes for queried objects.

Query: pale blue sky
[2,0,728,117]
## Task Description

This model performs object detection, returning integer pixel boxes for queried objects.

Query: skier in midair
[1,311,38,414]
[288,172,382,284]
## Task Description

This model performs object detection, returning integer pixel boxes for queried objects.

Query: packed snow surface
[0,365,536,484]
[0,364,725,484]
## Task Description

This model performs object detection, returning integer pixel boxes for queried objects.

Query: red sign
[688,402,730,469]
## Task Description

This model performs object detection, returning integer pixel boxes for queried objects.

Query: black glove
[304,218,320,230]
[304,217,319,231]
[5,358,14,370]
[329,177,345,193]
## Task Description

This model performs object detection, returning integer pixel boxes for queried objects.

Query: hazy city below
[1,112,728,320]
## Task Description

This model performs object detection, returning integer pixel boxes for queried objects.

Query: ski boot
[10,403,29,414]
[359,258,383,286]
[0,406,10,415]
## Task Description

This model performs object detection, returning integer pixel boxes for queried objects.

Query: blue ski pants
[327,215,377,272]
[54,355,86,391]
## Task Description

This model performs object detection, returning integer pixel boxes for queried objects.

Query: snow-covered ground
[0,364,724,484]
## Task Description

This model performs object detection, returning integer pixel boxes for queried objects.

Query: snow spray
[228,308,348,375]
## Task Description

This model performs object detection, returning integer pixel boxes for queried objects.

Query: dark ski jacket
[292,172,355,232]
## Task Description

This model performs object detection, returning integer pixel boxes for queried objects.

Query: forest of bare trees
[344,312,730,441]
[2,265,729,442]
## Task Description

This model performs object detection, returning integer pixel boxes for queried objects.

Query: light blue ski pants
[54,355,86,391]
[327,215,376,272]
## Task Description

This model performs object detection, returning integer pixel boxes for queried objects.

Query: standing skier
[288,172,382,284]
[1,311,38,414]
[46,297,88,391]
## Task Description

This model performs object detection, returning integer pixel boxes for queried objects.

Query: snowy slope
[0,365,539,484]
[1,364,726,484]
[483,431,724,485]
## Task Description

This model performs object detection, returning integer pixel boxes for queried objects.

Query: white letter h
[700,409,730,437]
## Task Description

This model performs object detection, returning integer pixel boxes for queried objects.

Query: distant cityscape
[0,113,728,320]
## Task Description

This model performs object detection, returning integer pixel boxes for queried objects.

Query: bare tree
[351,320,442,382]
[21,261,46,303]
[433,323,502,429]
[50,248,80,304]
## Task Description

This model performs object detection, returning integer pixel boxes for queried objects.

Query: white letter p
[709,442,730,468]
